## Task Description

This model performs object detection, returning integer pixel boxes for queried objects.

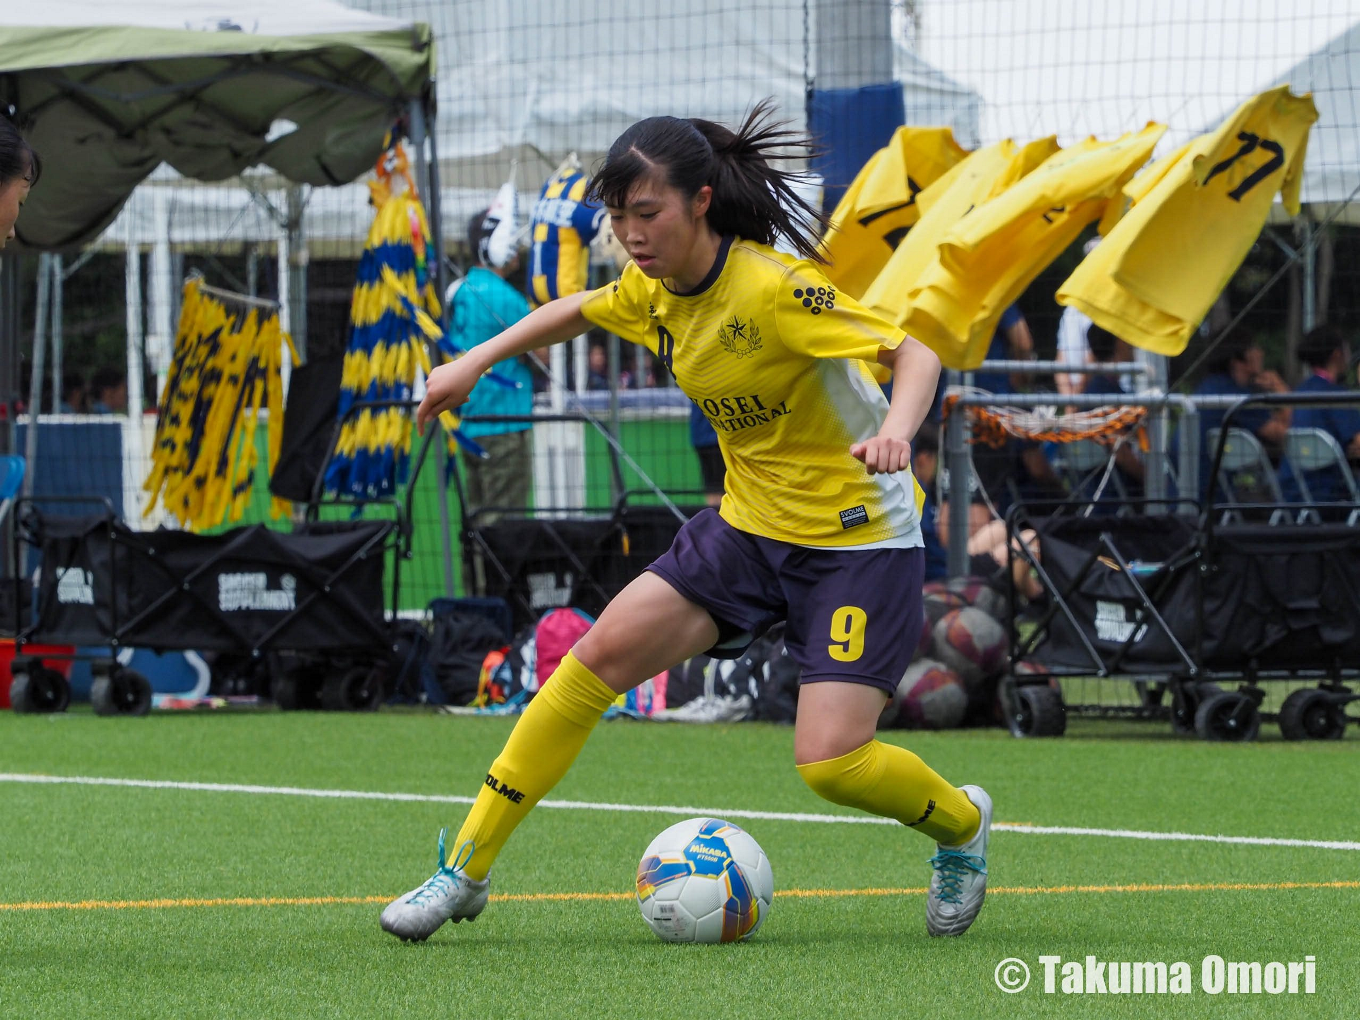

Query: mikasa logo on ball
[685,839,729,867]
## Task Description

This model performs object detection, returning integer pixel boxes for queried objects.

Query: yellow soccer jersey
[860,136,1060,337]
[819,126,969,300]
[580,238,925,549]
[1057,86,1317,356]
[904,123,1165,370]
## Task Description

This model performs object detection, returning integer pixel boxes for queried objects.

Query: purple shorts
[647,509,924,695]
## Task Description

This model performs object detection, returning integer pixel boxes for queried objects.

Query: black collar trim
[665,235,734,297]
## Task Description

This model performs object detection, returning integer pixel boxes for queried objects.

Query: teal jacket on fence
[449,266,533,438]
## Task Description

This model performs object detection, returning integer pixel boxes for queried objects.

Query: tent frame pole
[22,254,53,500]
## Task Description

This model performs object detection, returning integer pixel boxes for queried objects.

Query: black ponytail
[588,99,827,263]
[0,111,41,188]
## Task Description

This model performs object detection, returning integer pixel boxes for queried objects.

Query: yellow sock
[453,651,618,880]
[796,740,980,845]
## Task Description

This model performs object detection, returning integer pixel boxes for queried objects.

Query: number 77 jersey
[1057,85,1317,357]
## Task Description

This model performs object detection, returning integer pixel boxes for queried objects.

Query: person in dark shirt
[688,402,724,507]
[1082,326,1145,500]
[919,420,1045,598]
[913,422,948,582]
[1185,333,1291,501]
[1292,324,1360,503]
[971,303,1034,397]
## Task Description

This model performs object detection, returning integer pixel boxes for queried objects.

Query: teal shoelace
[407,827,476,906]
[408,868,457,907]
[928,850,987,904]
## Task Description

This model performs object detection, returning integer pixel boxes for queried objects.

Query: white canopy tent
[102,0,983,250]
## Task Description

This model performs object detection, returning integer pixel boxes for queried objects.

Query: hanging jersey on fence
[860,136,1059,345]
[580,238,924,550]
[903,123,1165,371]
[1057,86,1317,356]
[529,156,606,307]
[819,126,969,300]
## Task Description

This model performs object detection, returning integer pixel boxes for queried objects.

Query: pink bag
[532,607,595,692]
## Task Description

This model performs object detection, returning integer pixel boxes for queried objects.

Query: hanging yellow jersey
[903,123,1165,369]
[580,238,925,549]
[860,137,1059,329]
[819,126,969,299]
[529,156,606,307]
[1057,86,1317,356]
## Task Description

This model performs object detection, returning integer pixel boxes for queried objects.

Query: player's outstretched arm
[850,337,941,475]
[417,291,591,433]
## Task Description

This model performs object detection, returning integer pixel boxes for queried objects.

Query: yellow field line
[2,880,1355,913]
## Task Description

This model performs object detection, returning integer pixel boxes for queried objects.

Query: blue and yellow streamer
[326,140,520,500]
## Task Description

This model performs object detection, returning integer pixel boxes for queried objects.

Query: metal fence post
[409,94,457,598]
[945,374,971,577]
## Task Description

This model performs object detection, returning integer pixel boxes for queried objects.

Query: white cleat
[380,828,490,942]
[925,785,992,937]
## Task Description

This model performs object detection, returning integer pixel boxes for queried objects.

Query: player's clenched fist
[849,436,911,475]
[417,359,481,434]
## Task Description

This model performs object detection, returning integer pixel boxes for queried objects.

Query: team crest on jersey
[648,303,658,319]
[792,285,835,315]
[717,315,763,358]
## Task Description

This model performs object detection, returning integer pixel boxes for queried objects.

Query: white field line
[3,772,1358,852]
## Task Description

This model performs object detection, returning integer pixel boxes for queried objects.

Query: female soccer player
[0,116,40,249]
[382,103,992,941]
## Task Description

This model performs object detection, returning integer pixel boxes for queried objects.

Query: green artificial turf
[1,709,1356,1019]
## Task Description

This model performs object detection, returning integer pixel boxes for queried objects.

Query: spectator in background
[1054,238,1102,397]
[911,421,948,582]
[688,403,724,507]
[1054,304,1091,397]
[1292,324,1360,503]
[586,343,610,390]
[918,421,1044,599]
[449,208,535,522]
[89,368,127,414]
[60,371,87,413]
[924,302,1035,426]
[1084,326,1146,497]
[1188,334,1290,500]
[964,302,1060,518]
[971,302,1034,396]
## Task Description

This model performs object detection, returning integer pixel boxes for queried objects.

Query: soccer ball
[925,576,1010,622]
[922,589,968,629]
[636,818,774,943]
[931,606,1008,690]
[883,657,968,729]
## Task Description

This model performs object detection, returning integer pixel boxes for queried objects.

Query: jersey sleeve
[568,178,606,241]
[774,260,906,362]
[579,262,654,349]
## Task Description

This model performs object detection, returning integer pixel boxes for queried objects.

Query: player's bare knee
[570,627,630,690]
[792,733,864,769]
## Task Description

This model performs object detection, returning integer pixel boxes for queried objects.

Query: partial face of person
[912,450,938,485]
[608,172,709,279]
[589,347,606,372]
[0,177,31,250]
